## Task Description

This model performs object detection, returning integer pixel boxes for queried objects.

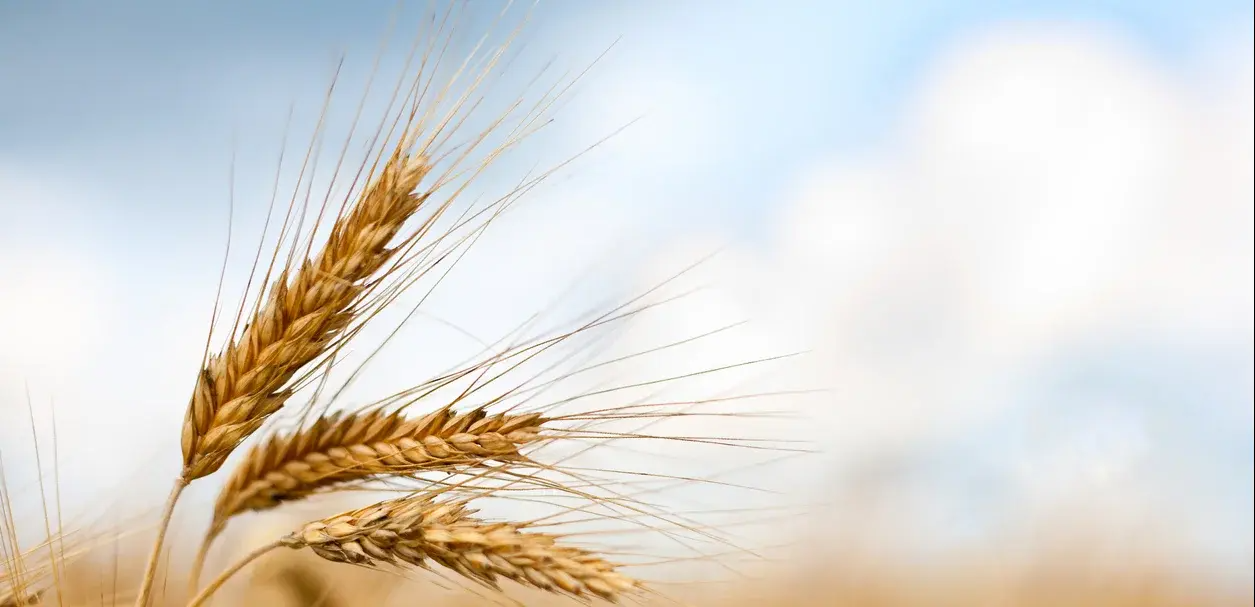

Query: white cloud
[607,22,1254,565]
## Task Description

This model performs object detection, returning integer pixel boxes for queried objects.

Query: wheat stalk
[150,5,572,599]
[187,406,547,592]
[134,151,437,607]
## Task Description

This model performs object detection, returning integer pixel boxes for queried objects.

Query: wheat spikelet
[180,153,434,481]
[210,406,547,531]
[278,497,639,602]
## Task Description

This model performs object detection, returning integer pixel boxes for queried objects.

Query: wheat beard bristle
[210,407,547,531]
[278,497,638,602]
[180,155,433,481]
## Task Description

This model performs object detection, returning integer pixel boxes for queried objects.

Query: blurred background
[2,0,1252,605]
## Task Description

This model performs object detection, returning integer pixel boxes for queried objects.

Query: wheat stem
[133,477,187,607]
[185,540,282,607]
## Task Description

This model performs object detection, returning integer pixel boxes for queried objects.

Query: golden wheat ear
[186,406,547,593]
[181,153,435,482]
[189,495,639,607]
[210,406,545,531]
[136,149,439,607]
[281,497,639,602]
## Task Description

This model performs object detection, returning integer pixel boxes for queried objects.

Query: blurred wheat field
[38,540,1255,607]
[3,1,1252,606]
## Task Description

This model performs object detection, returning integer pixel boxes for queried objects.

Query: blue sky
[2,0,1252,590]
[3,0,1250,233]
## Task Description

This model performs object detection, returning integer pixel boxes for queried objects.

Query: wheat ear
[189,498,637,606]
[187,407,546,592]
[213,406,545,528]
[287,499,637,601]
[135,152,434,607]
[181,153,435,482]
[283,497,638,602]
[189,496,638,606]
